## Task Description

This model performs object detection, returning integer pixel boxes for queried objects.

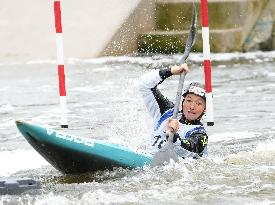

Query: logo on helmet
[188,86,205,98]
[183,82,206,100]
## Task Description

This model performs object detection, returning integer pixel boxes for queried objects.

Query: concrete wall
[0,0,274,63]
[101,0,155,56]
[138,0,275,53]
[243,0,275,51]
[0,0,148,63]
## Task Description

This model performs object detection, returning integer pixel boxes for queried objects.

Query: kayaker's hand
[166,119,179,136]
[171,63,189,75]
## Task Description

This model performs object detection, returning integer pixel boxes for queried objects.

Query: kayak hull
[15,121,152,174]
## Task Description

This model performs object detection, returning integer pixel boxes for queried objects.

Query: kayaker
[139,63,208,158]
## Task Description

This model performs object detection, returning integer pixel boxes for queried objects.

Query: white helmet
[182,82,206,100]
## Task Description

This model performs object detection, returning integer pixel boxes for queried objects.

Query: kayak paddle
[151,3,198,167]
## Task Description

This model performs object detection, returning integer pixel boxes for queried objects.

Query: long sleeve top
[138,68,208,158]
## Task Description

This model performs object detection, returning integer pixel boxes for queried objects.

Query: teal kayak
[15,121,152,174]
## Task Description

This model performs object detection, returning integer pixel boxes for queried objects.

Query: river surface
[0,51,275,204]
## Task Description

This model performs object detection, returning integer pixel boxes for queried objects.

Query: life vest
[150,108,206,154]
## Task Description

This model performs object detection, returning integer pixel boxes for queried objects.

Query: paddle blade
[189,3,197,48]
[151,142,179,167]
[179,3,197,64]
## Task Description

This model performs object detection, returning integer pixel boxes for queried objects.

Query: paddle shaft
[151,3,197,166]
[168,72,186,143]
[167,8,195,142]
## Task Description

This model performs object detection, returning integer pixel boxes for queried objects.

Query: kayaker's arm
[138,68,174,123]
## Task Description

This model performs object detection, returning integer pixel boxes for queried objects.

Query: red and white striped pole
[200,0,214,126]
[54,1,68,128]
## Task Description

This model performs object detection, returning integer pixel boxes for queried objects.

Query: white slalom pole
[200,0,214,126]
[54,1,68,128]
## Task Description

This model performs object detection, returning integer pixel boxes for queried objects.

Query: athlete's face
[182,93,206,121]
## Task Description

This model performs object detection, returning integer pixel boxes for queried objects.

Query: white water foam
[225,138,275,166]
[67,55,174,66]
[34,193,71,205]
[0,104,15,114]
[0,149,49,177]
[188,50,275,63]
[0,118,14,129]
[255,138,275,153]
[66,50,275,71]
[209,131,259,143]
[0,50,274,67]
[71,86,102,93]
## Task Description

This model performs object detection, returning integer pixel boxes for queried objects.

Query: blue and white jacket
[139,68,208,157]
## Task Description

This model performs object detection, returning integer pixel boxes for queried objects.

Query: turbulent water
[1,51,275,204]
